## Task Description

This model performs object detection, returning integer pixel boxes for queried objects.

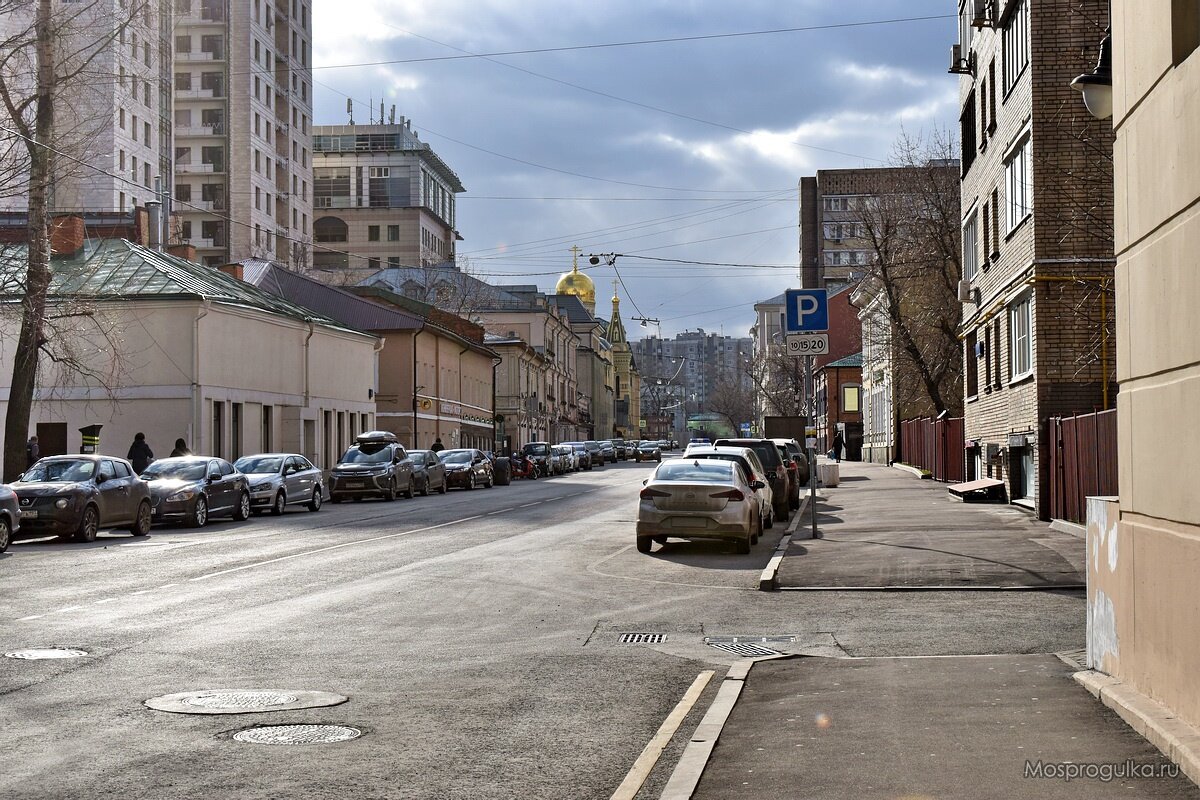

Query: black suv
[713,438,791,523]
[329,431,415,502]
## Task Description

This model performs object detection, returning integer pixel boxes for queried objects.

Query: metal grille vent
[233,724,361,745]
[706,641,781,658]
[619,633,667,645]
[705,636,795,644]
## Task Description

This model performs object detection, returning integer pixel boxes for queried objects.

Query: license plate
[20,509,37,519]
[674,517,707,528]
[345,481,364,489]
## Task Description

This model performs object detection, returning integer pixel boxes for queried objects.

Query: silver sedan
[635,459,764,555]
[234,453,325,515]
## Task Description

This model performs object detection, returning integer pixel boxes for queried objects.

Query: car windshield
[408,450,432,462]
[235,456,283,474]
[141,461,208,481]
[340,444,392,465]
[525,443,549,455]
[20,459,95,482]
[639,443,657,449]
[440,450,473,464]
[691,453,750,472]
[654,461,734,483]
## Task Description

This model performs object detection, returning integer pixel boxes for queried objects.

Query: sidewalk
[777,460,1085,589]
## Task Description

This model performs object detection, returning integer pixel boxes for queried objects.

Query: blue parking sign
[784,289,829,333]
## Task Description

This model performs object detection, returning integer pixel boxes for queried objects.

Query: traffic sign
[785,333,829,356]
[784,288,829,333]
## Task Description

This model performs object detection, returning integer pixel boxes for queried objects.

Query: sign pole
[805,356,819,539]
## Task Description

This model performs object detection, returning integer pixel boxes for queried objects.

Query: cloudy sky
[311,0,958,338]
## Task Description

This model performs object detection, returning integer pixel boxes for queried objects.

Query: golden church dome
[555,262,595,307]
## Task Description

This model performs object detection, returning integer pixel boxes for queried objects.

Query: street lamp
[1072,27,1113,120]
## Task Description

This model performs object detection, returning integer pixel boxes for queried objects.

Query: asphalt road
[0,458,1087,799]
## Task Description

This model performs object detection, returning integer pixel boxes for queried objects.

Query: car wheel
[0,516,10,553]
[764,508,774,529]
[466,472,476,490]
[636,537,652,553]
[736,534,751,555]
[186,496,208,528]
[485,472,494,489]
[437,478,447,495]
[403,478,415,499]
[233,491,252,521]
[419,477,430,497]
[128,500,152,536]
[383,478,397,502]
[308,488,323,512]
[76,505,99,542]
[271,490,286,516]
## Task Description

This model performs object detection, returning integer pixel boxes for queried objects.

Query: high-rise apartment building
[632,330,753,438]
[0,0,172,219]
[173,0,313,267]
[310,120,464,281]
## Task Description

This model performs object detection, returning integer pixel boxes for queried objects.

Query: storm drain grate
[5,648,88,660]
[619,633,667,645]
[183,692,299,710]
[233,724,361,745]
[706,641,781,658]
[705,636,795,644]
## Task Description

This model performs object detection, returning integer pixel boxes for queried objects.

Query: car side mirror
[96,474,110,484]
[207,473,220,482]
[751,480,765,490]
[642,479,648,486]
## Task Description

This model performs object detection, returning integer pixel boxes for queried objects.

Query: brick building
[953,0,1115,514]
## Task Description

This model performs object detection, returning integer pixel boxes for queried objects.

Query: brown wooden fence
[1046,409,1118,524]
[899,416,965,483]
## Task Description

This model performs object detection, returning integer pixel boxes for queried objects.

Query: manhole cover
[706,641,781,658]
[233,724,361,745]
[619,633,667,645]
[705,636,796,644]
[145,689,347,715]
[5,648,88,660]
[183,691,299,709]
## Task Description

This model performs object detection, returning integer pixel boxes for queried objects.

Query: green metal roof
[0,240,361,334]
[824,352,864,368]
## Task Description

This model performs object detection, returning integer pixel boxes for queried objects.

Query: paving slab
[777,461,1085,588]
[693,654,1200,800]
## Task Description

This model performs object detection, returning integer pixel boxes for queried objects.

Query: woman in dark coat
[127,432,154,473]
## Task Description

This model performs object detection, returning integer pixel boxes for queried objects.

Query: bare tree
[746,347,806,419]
[0,0,150,479]
[705,373,755,434]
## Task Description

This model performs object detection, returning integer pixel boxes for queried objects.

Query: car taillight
[710,489,745,501]
[640,487,670,499]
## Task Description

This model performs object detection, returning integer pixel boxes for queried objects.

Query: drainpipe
[412,326,425,448]
[303,320,315,463]
[458,343,469,447]
[191,298,212,450]
[492,355,502,452]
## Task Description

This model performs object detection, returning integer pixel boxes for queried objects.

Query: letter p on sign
[784,288,829,333]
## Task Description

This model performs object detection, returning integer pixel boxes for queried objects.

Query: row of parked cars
[521,437,669,476]
[634,437,812,555]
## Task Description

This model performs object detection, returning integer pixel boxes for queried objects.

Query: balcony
[176,88,216,101]
[177,162,223,174]
[176,124,223,137]
[184,237,215,249]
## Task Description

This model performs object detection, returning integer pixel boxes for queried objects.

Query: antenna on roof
[346,98,354,125]
[389,105,395,125]
[379,100,384,125]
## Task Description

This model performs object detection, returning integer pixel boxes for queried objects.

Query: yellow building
[606,287,641,441]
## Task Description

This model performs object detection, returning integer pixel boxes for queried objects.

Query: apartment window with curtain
[1005,135,1032,232]
[1003,0,1030,93]
[962,210,978,281]
[1009,295,1032,381]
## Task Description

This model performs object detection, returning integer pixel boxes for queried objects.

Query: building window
[262,405,272,451]
[368,257,380,270]
[962,210,978,281]
[1005,135,1032,232]
[388,256,400,267]
[1008,295,1032,381]
[367,225,380,241]
[387,224,399,241]
[989,188,1000,257]
[992,318,1003,390]
[1174,0,1200,64]
[212,400,224,458]
[1003,0,1030,93]
[960,92,977,175]
[842,384,861,414]
[965,331,979,398]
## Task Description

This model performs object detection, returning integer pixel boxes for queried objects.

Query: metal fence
[1046,409,1118,524]
[899,416,966,483]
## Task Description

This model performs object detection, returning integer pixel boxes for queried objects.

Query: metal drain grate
[705,636,795,644]
[183,692,299,709]
[706,641,781,658]
[5,648,88,660]
[233,725,361,745]
[619,633,667,645]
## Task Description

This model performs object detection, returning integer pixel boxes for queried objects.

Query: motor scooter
[510,453,537,480]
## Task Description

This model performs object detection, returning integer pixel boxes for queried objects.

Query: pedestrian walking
[430,437,445,452]
[25,435,39,467]
[127,432,154,474]
[170,438,192,457]
[832,430,844,463]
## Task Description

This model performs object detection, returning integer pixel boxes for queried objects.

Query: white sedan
[635,459,764,554]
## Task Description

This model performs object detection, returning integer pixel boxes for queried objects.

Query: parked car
[583,441,605,466]
[713,438,791,523]
[440,448,494,489]
[598,441,618,464]
[0,483,18,552]
[522,442,553,477]
[141,456,251,527]
[636,459,763,554]
[771,438,809,509]
[406,450,448,495]
[635,441,662,462]
[683,446,776,528]
[551,444,575,474]
[235,453,324,515]
[329,431,414,503]
[563,442,593,470]
[612,439,628,460]
[12,455,152,542]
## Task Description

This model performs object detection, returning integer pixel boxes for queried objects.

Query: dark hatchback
[0,484,17,552]
[439,449,494,490]
[14,455,152,541]
[406,450,448,496]
[713,438,791,522]
[142,457,252,527]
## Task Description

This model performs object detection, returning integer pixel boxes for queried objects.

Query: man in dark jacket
[127,432,154,474]
[431,437,445,452]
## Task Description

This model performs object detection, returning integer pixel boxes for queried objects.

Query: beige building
[953,0,1115,514]
[173,0,314,267]
[310,121,464,281]
[1085,0,1200,756]
[551,262,613,440]
[0,237,378,470]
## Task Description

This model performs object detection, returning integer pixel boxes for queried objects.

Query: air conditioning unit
[971,0,995,27]
[948,44,973,75]
[957,278,973,303]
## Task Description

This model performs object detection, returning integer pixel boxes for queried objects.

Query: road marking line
[487,508,515,516]
[94,598,118,604]
[611,670,715,800]
[188,514,486,582]
[53,606,82,614]
[129,590,152,596]
[517,502,541,508]
[159,583,179,589]
[660,672,748,800]
[17,615,43,621]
